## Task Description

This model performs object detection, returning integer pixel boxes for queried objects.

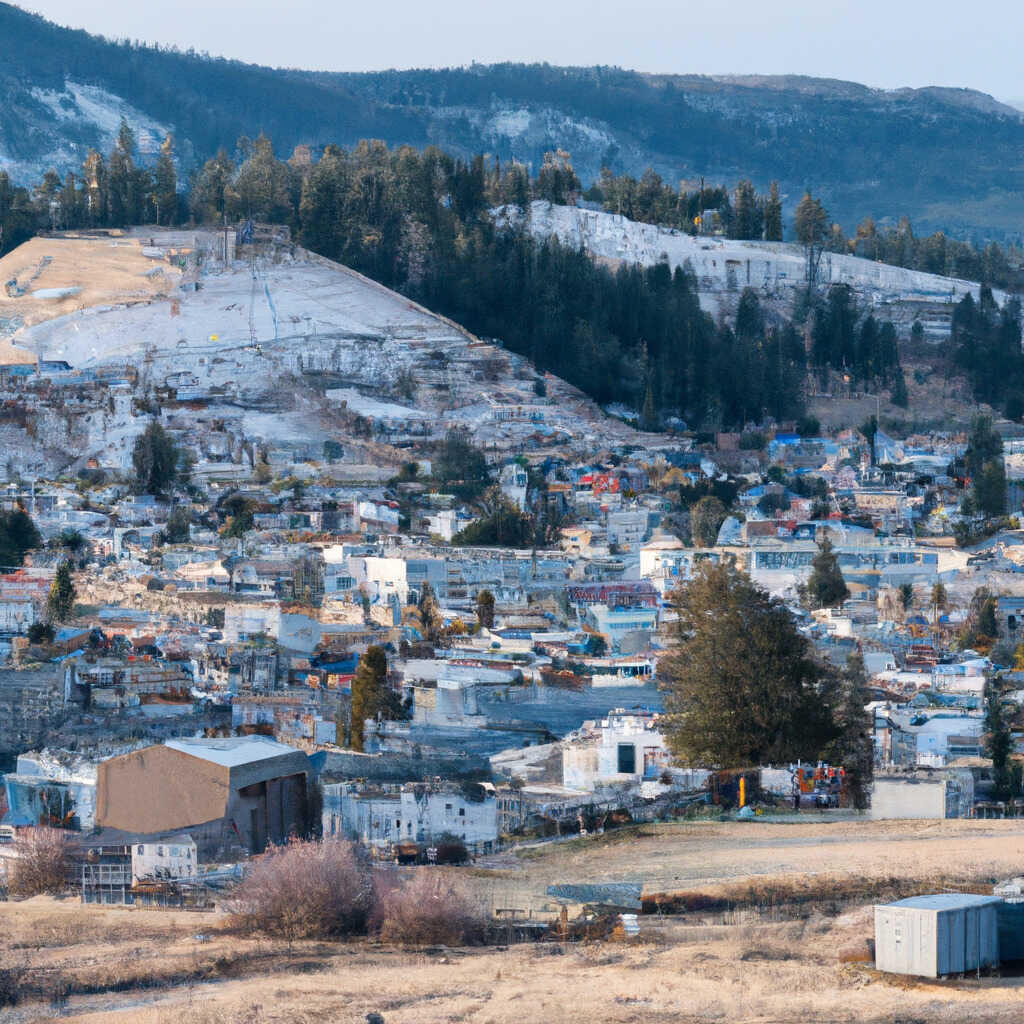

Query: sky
[21,0,1024,104]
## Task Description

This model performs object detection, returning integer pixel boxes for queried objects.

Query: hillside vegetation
[3,2,1024,236]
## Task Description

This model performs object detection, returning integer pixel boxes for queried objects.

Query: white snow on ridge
[501,201,1004,309]
[489,108,532,137]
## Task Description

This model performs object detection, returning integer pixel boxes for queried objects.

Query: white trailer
[874,894,1000,977]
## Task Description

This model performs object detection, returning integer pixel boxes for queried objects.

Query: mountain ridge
[2,3,1024,238]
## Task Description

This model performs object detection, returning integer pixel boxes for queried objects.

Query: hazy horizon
[18,0,1024,104]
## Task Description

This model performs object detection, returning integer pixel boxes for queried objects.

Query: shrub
[371,870,488,946]
[9,827,71,897]
[434,832,470,865]
[0,963,25,1008]
[228,838,371,940]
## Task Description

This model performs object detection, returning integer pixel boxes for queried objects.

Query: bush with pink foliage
[229,838,371,939]
[371,870,488,946]
[9,827,71,897]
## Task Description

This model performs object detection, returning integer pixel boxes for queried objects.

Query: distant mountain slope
[2,3,1024,237]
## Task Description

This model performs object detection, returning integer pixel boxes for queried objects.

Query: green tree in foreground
[46,560,75,623]
[349,645,404,752]
[806,536,849,610]
[659,563,838,766]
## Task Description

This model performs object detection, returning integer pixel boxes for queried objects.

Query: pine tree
[0,507,41,567]
[985,679,1014,802]
[475,589,496,630]
[131,421,179,496]
[806,536,849,609]
[153,135,177,226]
[349,645,403,751]
[690,496,727,547]
[824,654,873,810]
[764,181,783,241]
[417,581,443,643]
[659,562,838,766]
[46,560,75,624]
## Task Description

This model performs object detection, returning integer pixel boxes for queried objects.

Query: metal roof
[885,894,1001,911]
[164,736,302,768]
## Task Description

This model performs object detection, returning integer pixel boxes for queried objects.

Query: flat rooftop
[165,735,303,768]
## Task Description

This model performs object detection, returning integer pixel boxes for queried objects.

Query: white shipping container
[874,894,1000,977]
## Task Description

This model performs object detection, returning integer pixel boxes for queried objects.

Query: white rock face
[499,201,1005,316]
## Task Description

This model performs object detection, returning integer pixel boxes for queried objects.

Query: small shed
[874,894,1000,977]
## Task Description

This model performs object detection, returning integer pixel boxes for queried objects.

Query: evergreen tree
[764,181,783,241]
[131,421,179,496]
[46,560,75,623]
[985,679,1014,802]
[962,414,1006,517]
[0,507,41,567]
[475,589,496,630]
[659,562,838,766]
[929,581,948,626]
[730,179,761,240]
[806,536,849,609]
[349,645,404,751]
[823,654,873,810]
[417,581,443,643]
[690,496,727,547]
[153,135,177,225]
[860,415,878,465]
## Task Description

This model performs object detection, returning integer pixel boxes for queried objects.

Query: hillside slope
[0,227,646,478]
[2,4,1024,236]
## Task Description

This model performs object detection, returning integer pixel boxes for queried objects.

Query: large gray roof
[165,736,302,768]
[885,894,1001,911]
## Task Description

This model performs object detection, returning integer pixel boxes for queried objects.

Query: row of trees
[586,169,783,242]
[952,288,1024,418]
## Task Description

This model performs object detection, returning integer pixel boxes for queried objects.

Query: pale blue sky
[23,0,1024,104]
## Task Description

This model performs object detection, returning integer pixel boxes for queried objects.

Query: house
[562,712,674,791]
[322,781,498,855]
[95,736,311,858]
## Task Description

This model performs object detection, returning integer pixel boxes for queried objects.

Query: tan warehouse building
[96,736,311,858]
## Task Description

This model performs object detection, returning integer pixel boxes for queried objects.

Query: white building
[563,712,673,791]
[607,507,648,551]
[132,834,198,883]
[322,783,498,854]
[349,556,408,606]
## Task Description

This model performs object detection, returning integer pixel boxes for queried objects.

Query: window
[137,845,144,855]
[157,846,164,857]
[459,808,465,817]
[617,744,636,774]
[445,803,452,812]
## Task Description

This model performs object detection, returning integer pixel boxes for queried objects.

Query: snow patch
[489,108,532,137]
[29,81,170,154]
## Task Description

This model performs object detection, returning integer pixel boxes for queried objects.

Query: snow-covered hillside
[0,80,175,184]
[499,201,1003,328]
[0,227,650,477]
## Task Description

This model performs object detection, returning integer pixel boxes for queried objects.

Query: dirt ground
[5,817,1024,1023]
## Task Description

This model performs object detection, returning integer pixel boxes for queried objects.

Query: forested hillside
[3,2,1024,237]
[2,135,920,430]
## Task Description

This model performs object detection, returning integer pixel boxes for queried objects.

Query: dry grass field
[5,817,1024,1023]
